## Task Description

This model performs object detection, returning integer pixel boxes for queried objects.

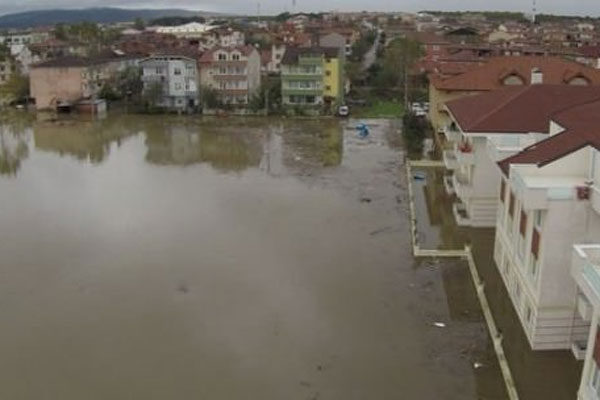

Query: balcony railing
[453,202,471,226]
[456,142,475,165]
[443,125,461,143]
[486,135,535,162]
[453,170,472,200]
[443,149,458,170]
[444,174,455,195]
[573,245,600,306]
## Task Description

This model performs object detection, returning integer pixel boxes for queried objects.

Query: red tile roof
[431,56,600,91]
[447,85,600,134]
[498,99,600,175]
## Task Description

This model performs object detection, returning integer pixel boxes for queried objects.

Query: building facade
[141,55,199,111]
[199,46,261,106]
[281,47,344,110]
[494,100,600,352]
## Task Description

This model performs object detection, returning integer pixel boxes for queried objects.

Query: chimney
[531,67,543,84]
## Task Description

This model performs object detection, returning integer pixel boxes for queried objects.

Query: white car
[338,105,350,117]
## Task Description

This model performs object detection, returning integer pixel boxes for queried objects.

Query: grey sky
[0,0,600,17]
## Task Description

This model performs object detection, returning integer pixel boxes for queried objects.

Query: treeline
[423,11,528,22]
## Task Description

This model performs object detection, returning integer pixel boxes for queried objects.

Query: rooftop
[431,56,600,91]
[447,85,600,134]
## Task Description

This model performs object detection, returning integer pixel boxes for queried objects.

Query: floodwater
[1,113,503,399]
[414,167,583,400]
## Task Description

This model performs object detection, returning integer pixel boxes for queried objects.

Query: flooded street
[0,114,502,399]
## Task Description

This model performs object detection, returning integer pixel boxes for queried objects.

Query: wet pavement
[413,167,583,400]
[1,113,504,399]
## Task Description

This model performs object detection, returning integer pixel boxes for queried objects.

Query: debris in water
[413,172,426,181]
[473,362,484,369]
[432,322,446,328]
[360,197,372,203]
[177,284,189,294]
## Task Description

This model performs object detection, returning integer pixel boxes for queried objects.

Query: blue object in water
[357,123,370,138]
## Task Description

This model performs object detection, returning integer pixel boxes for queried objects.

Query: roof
[498,99,600,175]
[447,85,600,134]
[281,46,340,65]
[32,53,140,69]
[430,56,600,91]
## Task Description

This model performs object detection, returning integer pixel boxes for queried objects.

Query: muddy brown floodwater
[0,113,505,399]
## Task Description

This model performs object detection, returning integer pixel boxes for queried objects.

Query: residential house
[261,43,286,75]
[140,54,199,111]
[494,99,600,353]
[30,53,140,110]
[155,22,216,39]
[443,84,600,227]
[281,47,344,111]
[198,46,261,106]
[429,56,600,136]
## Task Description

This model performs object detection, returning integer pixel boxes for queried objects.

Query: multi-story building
[281,47,344,111]
[198,45,261,106]
[140,55,199,111]
[30,54,140,110]
[494,99,600,353]
[443,84,600,227]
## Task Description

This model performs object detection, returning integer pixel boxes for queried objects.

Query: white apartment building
[443,83,600,227]
[140,55,199,111]
[495,99,600,353]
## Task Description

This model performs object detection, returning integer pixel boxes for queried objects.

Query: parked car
[338,105,350,117]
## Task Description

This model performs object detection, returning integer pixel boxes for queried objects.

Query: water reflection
[33,116,134,164]
[144,122,264,172]
[0,113,33,176]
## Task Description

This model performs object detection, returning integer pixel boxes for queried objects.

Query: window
[218,53,227,60]
[155,67,163,74]
[232,53,240,61]
[219,67,227,74]
[325,70,332,76]
[306,95,316,104]
[325,85,331,91]
[174,83,182,90]
[174,68,182,76]
[534,210,543,229]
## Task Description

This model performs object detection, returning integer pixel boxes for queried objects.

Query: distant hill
[0,7,223,29]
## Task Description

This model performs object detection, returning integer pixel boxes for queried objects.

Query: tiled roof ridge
[462,86,531,131]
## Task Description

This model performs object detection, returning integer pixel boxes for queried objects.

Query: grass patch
[352,101,404,118]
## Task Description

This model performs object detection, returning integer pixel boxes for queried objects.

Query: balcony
[572,244,600,307]
[456,143,475,165]
[453,202,471,226]
[443,149,458,170]
[443,125,461,143]
[444,174,455,195]
[453,170,472,200]
[486,137,523,162]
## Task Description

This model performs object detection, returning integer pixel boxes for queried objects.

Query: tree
[199,85,222,110]
[248,78,282,114]
[143,82,164,110]
[134,17,145,31]
[2,73,29,104]
[373,37,423,103]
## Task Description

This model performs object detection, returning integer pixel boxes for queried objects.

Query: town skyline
[1,0,600,18]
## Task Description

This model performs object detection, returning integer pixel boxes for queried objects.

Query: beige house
[30,54,139,110]
[199,46,261,106]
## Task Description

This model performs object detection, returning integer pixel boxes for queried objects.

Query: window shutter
[520,211,527,236]
[500,180,506,202]
[509,192,515,217]
[532,228,540,259]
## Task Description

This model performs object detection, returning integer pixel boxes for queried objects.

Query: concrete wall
[30,66,85,110]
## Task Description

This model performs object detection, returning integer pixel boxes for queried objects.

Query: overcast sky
[1,0,600,17]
